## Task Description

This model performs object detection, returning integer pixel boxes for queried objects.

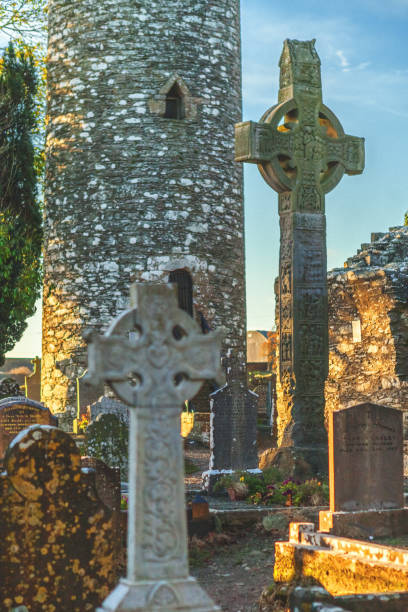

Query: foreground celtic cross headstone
[235,39,365,475]
[85,283,223,611]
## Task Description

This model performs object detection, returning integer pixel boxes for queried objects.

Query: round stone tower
[43,0,246,415]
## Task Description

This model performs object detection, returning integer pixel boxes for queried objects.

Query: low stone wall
[326,227,408,455]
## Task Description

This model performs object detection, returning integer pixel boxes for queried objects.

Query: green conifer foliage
[0,42,42,364]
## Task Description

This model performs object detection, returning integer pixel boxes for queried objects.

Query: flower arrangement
[78,414,89,432]
[120,494,128,511]
[214,469,329,507]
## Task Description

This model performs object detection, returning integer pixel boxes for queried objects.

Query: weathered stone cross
[235,39,365,475]
[85,283,223,611]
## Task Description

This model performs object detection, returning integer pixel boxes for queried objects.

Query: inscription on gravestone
[329,403,404,512]
[0,397,57,459]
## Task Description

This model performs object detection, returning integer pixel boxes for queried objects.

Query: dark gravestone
[85,413,128,477]
[0,378,24,400]
[204,364,258,488]
[0,425,117,611]
[81,456,122,564]
[0,397,57,460]
[89,396,129,425]
[329,403,404,512]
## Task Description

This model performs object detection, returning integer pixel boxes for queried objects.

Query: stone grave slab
[81,455,122,561]
[203,382,259,490]
[0,397,57,460]
[0,425,117,610]
[319,402,408,537]
[275,522,408,597]
[89,395,129,425]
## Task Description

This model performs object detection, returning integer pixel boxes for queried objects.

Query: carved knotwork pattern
[142,416,181,564]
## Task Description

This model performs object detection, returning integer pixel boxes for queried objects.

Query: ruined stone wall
[325,226,408,421]
[44,0,246,413]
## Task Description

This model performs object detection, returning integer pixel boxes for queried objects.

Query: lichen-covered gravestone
[0,425,117,611]
[235,38,365,476]
[84,282,223,611]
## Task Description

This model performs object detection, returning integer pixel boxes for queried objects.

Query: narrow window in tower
[168,269,193,316]
[164,83,185,119]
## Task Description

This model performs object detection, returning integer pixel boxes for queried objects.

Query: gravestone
[0,378,23,400]
[85,413,129,477]
[235,38,365,476]
[203,357,259,489]
[89,395,129,425]
[81,455,122,563]
[0,425,117,610]
[329,403,403,512]
[319,403,408,537]
[85,282,222,611]
[0,397,57,460]
[25,356,41,402]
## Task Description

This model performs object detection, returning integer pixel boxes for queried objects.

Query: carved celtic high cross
[85,283,222,611]
[235,39,364,474]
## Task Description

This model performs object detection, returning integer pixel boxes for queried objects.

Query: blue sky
[8,0,408,357]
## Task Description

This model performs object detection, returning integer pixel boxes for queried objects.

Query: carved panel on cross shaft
[280,239,293,261]
[142,416,182,564]
[280,214,292,236]
[299,185,322,212]
[281,332,292,362]
[299,324,324,356]
[293,212,325,231]
[302,249,324,283]
[297,359,325,393]
[280,299,292,331]
[297,288,324,320]
[280,262,292,295]
[279,193,291,213]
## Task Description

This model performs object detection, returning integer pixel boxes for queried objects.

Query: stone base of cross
[84,283,223,612]
[98,577,219,611]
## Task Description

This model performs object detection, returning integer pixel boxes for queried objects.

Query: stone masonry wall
[44,0,246,413]
[325,226,408,422]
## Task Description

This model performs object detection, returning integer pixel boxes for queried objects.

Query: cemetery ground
[184,441,326,612]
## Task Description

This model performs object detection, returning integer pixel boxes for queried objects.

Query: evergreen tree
[0,42,42,363]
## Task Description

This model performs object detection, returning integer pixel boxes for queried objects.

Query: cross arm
[326,134,365,176]
[235,120,293,163]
